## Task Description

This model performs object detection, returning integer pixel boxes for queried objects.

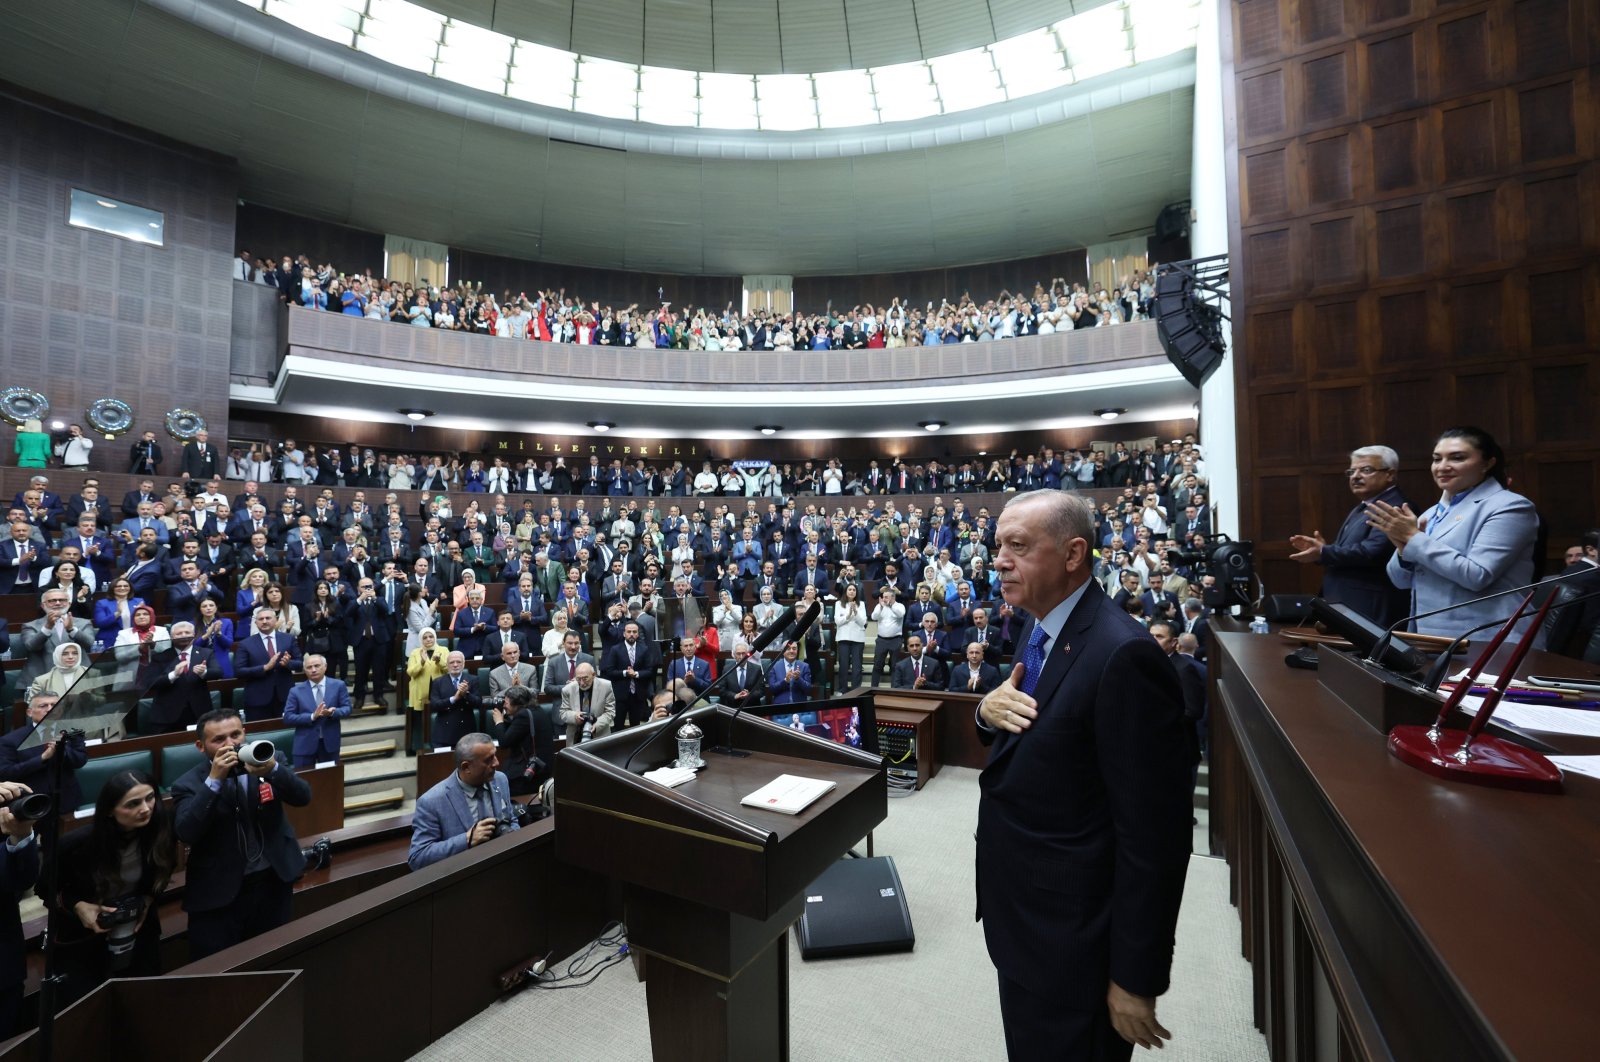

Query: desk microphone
[621,601,816,773]
[1365,566,1596,669]
[1419,588,1600,692]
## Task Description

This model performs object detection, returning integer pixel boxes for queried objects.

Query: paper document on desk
[1548,756,1600,781]
[1455,696,1600,738]
[741,774,836,815]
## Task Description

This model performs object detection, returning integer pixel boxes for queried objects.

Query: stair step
[344,787,405,814]
[342,739,397,762]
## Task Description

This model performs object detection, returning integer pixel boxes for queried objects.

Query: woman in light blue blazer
[1370,427,1537,638]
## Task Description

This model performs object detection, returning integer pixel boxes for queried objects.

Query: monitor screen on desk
[746,698,878,757]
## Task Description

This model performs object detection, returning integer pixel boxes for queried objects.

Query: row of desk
[1209,628,1600,1061]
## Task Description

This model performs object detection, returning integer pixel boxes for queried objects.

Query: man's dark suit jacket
[179,441,218,481]
[891,654,946,690]
[171,756,311,911]
[0,838,41,998]
[947,661,1002,694]
[0,723,88,811]
[601,640,661,699]
[1318,484,1411,628]
[233,633,302,717]
[975,584,1192,1011]
[143,647,216,731]
[723,658,767,707]
[429,674,483,750]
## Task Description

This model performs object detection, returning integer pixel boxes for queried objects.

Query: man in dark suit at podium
[974,492,1191,1060]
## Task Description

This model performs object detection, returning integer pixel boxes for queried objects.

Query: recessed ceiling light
[588,421,615,432]
[95,200,117,209]
[397,408,434,421]
[756,425,781,435]
[978,450,987,456]
[919,421,944,431]
[1095,407,1127,421]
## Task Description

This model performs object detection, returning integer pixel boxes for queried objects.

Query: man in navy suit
[0,522,43,596]
[665,636,710,697]
[65,515,118,585]
[171,709,310,960]
[408,733,518,871]
[0,780,41,1038]
[123,543,165,599]
[1138,572,1181,624]
[724,641,767,709]
[167,559,225,625]
[233,609,302,721]
[766,641,812,705]
[792,556,830,597]
[143,623,216,732]
[975,492,1191,1060]
[283,654,353,767]
[947,640,1003,694]
[347,577,395,707]
[1289,444,1411,627]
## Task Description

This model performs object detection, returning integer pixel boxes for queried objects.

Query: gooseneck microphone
[1365,565,1597,668]
[1419,588,1600,692]
[621,601,821,773]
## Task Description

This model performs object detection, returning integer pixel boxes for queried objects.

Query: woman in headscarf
[29,641,90,700]
[405,628,449,752]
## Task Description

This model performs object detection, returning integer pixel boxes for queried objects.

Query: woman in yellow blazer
[405,627,449,751]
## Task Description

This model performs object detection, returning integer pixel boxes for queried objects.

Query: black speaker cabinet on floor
[795,856,915,960]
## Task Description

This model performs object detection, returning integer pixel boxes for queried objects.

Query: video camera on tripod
[1166,535,1256,613]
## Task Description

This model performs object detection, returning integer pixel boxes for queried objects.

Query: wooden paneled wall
[1225,0,1600,593]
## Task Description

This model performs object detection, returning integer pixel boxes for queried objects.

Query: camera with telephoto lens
[99,895,144,969]
[1166,535,1256,612]
[0,792,54,822]
[232,739,276,769]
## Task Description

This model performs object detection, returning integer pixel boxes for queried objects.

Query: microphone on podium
[621,601,819,773]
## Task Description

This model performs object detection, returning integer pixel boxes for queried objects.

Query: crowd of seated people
[239,248,1157,347]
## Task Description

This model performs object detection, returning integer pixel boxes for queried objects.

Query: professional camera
[232,739,277,768]
[1167,536,1256,613]
[0,791,54,821]
[98,895,143,968]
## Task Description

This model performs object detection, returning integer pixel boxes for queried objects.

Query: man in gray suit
[486,641,538,703]
[541,630,597,696]
[408,732,519,872]
[18,588,97,685]
[558,663,615,746]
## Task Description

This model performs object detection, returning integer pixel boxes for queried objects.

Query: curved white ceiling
[360,0,1109,76]
[235,0,1201,131]
[2,0,1195,273]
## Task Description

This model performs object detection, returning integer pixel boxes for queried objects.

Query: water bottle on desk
[1249,615,1270,635]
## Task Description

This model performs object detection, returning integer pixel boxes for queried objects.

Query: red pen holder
[1388,725,1563,794]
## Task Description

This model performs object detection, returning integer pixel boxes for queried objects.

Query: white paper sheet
[1455,695,1600,738]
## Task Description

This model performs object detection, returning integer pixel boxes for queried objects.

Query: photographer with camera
[0,692,88,816]
[43,769,176,1006]
[171,709,311,960]
[488,685,552,798]
[408,732,518,871]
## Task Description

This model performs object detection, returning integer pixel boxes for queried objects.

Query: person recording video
[43,769,176,1006]
[170,709,311,960]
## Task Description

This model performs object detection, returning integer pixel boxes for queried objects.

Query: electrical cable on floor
[511,922,632,995]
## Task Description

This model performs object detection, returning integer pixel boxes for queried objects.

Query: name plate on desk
[1316,647,1444,734]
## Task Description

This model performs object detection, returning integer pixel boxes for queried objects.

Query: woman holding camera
[489,685,553,797]
[44,769,176,1005]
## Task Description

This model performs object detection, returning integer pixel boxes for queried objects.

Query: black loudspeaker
[1154,271,1226,387]
[794,856,915,959]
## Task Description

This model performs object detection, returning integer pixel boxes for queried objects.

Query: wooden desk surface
[1214,632,1600,1061]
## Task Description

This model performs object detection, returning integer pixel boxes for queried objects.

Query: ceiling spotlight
[397,408,434,422]
[978,450,987,456]
[919,421,944,431]
[588,421,615,433]
[756,425,781,435]
[50,420,66,431]
[1095,407,1127,421]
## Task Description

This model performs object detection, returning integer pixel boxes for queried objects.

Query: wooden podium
[555,705,886,1062]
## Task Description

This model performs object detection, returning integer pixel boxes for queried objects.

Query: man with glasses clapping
[1288,445,1411,627]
